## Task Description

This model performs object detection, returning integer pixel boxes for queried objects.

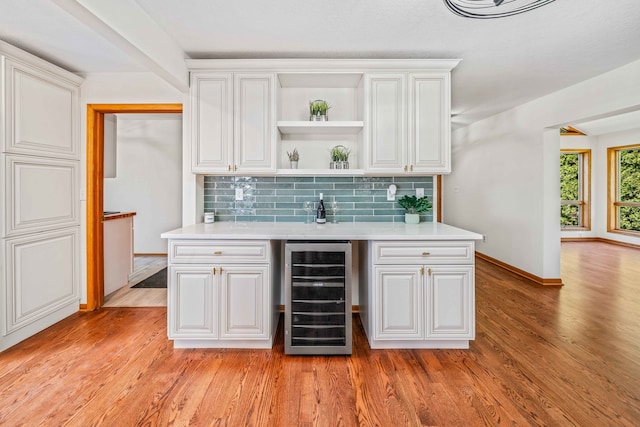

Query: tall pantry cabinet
[0,41,82,351]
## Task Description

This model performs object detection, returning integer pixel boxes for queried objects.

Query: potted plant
[309,99,331,121]
[397,195,432,224]
[287,148,299,169]
[330,145,351,169]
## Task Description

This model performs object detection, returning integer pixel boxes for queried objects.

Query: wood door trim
[86,104,182,310]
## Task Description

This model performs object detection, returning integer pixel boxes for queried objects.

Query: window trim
[607,143,640,236]
[560,149,591,230]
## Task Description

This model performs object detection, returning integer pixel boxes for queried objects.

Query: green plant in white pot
[309,99,331,121]
[397,195,432,224]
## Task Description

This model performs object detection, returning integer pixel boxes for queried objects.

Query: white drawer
[372,241,474,265]
[169,240,270,264]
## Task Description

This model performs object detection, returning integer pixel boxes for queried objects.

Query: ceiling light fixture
[443,0,556,19]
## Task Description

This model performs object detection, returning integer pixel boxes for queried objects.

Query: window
[608,144,640,234]
[560,150,591,229]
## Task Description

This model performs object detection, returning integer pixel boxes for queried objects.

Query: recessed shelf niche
[277,72,364,172]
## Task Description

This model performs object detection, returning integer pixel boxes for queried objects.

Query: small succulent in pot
[398,195,432,214]
[287,148,299,161]
[309,99,331,117]
[330,145,351,162]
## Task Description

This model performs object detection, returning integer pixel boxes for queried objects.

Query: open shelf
[276,168,365,176]
[277,121,364,135]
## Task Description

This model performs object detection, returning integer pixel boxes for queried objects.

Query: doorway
[85,104,182,310]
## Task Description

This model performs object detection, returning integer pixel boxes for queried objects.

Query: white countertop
[161,221,483,241]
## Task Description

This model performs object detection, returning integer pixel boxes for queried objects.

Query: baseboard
[561,237,640,249]
[134,253,168,257]
[475,252,563,286]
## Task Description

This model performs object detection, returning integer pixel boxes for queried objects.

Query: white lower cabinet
[220,265,269,340]
[373,266,422,340]
[166,240,279,348]
[168,266,217,339]
[1,227,80,351]
[362,240,475,349]
[426,266,473,339]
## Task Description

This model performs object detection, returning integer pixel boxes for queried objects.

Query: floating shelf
[277,121,364,135]
[276,168,365,176]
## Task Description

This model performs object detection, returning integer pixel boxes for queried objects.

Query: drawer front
[372,241,474,265]
[169,240,270,264]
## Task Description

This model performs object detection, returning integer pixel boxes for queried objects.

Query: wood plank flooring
[103,255,167,307]
[1,241,639,426]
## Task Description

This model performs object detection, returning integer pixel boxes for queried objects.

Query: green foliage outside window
[618,149,640,231]
[560,153,580,226]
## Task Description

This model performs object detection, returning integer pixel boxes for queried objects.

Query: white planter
[405,213,420,224]
[290,160,298,169]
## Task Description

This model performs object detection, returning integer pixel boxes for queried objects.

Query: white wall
[80,72,187,303]
[445,59,640,280]
[103,114,182,253]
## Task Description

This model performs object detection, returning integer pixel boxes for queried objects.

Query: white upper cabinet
[2,57,80,159]
[409,74,450,173]
[191,71,276,174]
[364,74,407,173]
[187,59,457,176]
[234,73,276,174]
[365,72,451,174]
[191,72,233,172]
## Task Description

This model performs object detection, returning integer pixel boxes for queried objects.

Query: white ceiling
[573,110,640,136]
[1,0,640,129]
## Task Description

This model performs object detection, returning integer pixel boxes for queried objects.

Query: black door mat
[131,268,167,289]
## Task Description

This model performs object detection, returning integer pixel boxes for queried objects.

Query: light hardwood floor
[0,241,638,425]
[103,255,167,307]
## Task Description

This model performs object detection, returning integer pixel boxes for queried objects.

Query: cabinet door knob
[404,165,408,172]
[212,267,217,275]
[214,250,222,255]
[234,164,238,171]
[422,251,430,256]
[410,165,414,172]
[228,164,231,171]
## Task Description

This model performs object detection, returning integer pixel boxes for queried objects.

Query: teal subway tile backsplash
[203,175,434,223]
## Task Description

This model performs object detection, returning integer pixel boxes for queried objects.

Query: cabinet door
[233,73,276,173]
[168,266,217,339]
[425,266,474,339]
[2,58,79,159]
[408,73,450,173]
[2,227,79,336]
[373,265,423,340]
[191,72,234,173]
[4,155,79,236]
[220,264,269,339]
[364,74,407,173]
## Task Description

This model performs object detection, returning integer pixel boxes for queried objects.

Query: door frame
[85,104,183,310]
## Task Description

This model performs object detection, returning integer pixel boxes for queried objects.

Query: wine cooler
[285,241,352,355]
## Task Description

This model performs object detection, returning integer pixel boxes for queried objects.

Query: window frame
[560,149,591,230]
[608,144,640,236]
